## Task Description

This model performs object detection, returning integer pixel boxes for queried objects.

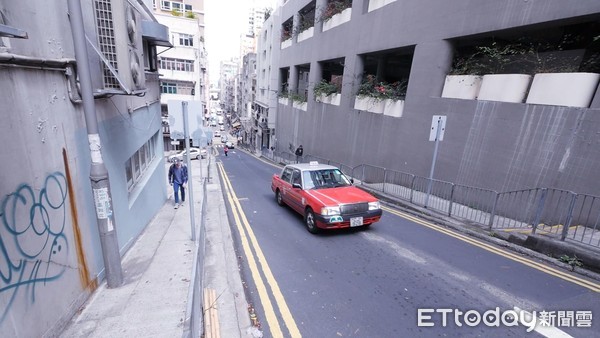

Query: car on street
[271,162,382,233]
[219,125,225,131]
[214,131,221,138]
[168,147,207,162]
[225,141,234,149]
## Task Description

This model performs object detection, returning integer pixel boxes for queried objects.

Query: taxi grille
[340,203,368,215]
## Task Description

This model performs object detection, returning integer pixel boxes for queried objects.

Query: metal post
[488,193,499,230]
[382,168,387,194]
[448,184,455,216]
[561,193,578,241]
[531,188,548,234]
[67,0,122,287]
[425,119,442,208]
[183,102,197,241]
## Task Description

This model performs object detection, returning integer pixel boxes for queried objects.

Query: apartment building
[269,0,600,196]
[0,0,169,336]
[152,0,208,150]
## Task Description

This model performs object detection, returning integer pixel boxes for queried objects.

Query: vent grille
[340,203,369,215]
[95,0,120,89]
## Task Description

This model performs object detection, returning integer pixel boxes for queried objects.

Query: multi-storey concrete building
[270,0,600,196]
[255,9,281,150]
[152,0,208,150]
[0,0,169,336]
[219,58,240,116]
[240,3,268,59]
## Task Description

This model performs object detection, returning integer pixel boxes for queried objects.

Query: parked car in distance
[168,147,207,162]
[271,162,382,233]
[214,131,221,138]
[219,125,225,131]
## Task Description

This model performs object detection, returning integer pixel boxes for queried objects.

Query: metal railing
[257,152,600,248]
[350,164,600,248]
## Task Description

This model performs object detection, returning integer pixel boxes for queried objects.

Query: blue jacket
[168,163,188,185]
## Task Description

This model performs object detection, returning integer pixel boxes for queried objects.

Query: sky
[204,0,276,85]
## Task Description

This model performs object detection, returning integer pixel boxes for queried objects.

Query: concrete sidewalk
[61,152,253,337]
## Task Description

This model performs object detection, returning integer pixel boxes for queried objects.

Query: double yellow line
[217,162,302,338]
[382,205,600,293]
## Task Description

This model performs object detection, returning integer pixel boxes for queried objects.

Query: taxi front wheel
[305,208,319,234]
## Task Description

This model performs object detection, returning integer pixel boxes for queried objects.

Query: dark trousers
[173,182,186,203]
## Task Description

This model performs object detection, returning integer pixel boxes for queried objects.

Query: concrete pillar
[308,60,323,103]
[407,40,454,104]
[341,54,364,110]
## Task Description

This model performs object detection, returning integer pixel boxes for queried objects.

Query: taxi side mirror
[292,183,302,189]
[350,178,354,184]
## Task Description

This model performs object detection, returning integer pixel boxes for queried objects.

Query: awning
[142,21,172,47]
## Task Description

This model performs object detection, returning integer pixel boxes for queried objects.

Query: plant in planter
[319,0,352,22]
[281,29,292,42]
[290,93,307,103]
[278,90,290,99]
[313,79,340,97]
[295,18,314,36]
[357,74,407,101]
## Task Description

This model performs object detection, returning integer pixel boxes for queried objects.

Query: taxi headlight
[321,206,341,216]
[368,201,381,210]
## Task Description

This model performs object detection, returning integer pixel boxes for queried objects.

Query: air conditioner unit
[94,0,145,94]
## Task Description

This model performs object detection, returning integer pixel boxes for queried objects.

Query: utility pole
[67,0,123,287]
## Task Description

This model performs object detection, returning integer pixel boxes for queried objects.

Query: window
[172,2,181,11]
[160,80,195,95]
[126,133,159,192]
[161,82,177,94]
[281,168,293,183]
[292,170,302,186]
[179,33,194,47]
[159,57,195,72]
[161,0,170,10]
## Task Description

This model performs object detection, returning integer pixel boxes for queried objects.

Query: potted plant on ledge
[291,93,308,111]
[320,0,352,32]
[314,79,341,105]
[354,75,407,117]
[278,90,290,105]
[443,41,533,102]
[526,35,600,108]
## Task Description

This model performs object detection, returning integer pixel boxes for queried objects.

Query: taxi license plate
[350,217,363,227]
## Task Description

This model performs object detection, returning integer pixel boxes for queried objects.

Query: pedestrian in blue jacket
[168,158,188,209]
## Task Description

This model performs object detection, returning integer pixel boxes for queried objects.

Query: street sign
[429,115,447,141]
[168,100,203,140]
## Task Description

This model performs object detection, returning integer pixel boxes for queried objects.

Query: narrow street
[216,148,600,337]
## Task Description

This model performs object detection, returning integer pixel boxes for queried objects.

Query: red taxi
[271,162,382,233]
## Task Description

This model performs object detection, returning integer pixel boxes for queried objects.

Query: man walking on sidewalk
[168,158,188,209]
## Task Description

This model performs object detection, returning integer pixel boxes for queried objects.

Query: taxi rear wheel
[276,190,284,206]
[305,208,319,234]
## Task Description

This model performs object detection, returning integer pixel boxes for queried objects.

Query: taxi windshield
[303,169,351,189]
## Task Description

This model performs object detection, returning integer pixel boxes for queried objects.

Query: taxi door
[286,169,305,213]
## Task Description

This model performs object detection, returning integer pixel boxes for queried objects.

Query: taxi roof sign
[309,161,319,166]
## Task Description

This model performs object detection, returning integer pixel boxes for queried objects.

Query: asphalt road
[216,148,600,338]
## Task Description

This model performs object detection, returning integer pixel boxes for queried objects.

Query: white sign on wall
[429,115,447,141]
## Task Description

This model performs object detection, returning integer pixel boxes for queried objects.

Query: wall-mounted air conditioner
[94,0,145,94]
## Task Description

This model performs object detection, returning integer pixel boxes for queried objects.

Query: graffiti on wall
[0,172,69,323]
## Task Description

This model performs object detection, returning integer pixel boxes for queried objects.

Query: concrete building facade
[271,0,600,196]
[0,0,169,336]
[255,10,281,151]
[152,0,208,150]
